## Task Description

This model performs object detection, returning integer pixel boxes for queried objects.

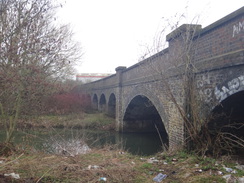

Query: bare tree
[139,13,244,156]
[0,0,81,144]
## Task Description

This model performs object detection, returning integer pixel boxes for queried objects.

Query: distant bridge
[80,7,244,149]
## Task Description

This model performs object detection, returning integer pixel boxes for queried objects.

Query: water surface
[0,129,164,156]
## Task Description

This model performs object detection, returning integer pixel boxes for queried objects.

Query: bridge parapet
[82,73,117,91]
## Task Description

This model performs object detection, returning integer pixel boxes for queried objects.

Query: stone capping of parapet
[197,6,244,36]
[166,24,202,42]
[115,66,127,72]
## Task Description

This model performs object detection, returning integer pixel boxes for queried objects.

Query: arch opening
[208,91,244,156]
[92,94,98,110]
[99,94,106,112]
[107,93,116,118]
[123,95,169,148]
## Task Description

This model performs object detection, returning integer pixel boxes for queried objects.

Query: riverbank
[15,112,116,131]
[0,147,244,182]
[0,113,243,182]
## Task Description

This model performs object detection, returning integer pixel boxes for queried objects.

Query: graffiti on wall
[197,74,214,103]
[214,75,244,102]
[232,20,244,37]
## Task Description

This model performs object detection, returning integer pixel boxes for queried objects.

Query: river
[0,129,164,156]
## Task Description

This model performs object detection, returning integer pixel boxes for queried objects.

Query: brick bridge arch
[91,90,117,114]
[121,87,169,133]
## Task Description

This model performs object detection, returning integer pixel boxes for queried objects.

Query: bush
[45,93,91,114]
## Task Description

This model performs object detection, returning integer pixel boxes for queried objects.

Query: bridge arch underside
[92,94,98,110]
[208,90,244,155]
[107,93,116,117]
[123,95,169,147]
[99,94,106,112]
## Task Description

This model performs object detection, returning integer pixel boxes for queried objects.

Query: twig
[36,166,56,183]
[0,153,24,169]
[155,124,167,150]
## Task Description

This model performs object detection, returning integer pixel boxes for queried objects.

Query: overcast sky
[57,0,243,74]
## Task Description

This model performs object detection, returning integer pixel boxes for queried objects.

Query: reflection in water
[121,133,163,155]
[81,131,163,155]
[0,129,164,156]
[43,139,91,156]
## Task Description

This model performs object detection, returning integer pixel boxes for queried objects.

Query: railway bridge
[80,7,244,149]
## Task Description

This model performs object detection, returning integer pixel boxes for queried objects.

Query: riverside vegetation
[0,113,243,183]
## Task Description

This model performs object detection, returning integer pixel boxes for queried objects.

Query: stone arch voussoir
[122,85,169,133]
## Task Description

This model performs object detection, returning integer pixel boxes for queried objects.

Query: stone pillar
[115,66,126,87]
[115,66,126,131]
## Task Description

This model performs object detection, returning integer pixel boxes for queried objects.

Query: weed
[134,176,148,183]
[169,181,182,183]
[222,161,236,168]
[40,176,72,183]
[201,165,217,171]
[189,155,200,164]
[235,169,244,177]
[177,150,189,159]
[199,157,216,168]
[195,176,225,183]
[141,163,153,169]
[89,153,102,158]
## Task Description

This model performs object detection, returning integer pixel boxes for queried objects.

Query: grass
[195,176,226,183]
[141,163,153,169]
[14,112,116,131]
[81,113,116,129]
[0,145,243,182]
